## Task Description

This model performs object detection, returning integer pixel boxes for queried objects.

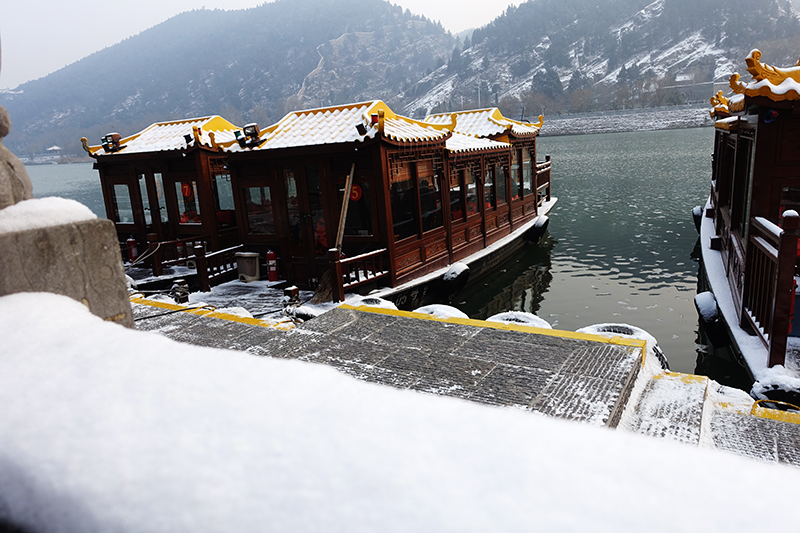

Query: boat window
[112,184,134,223]
[244,186,275,235]
[136,169,152,225]
[523,149,533,196]
[466,168,479,217]
[153,170,168,223]
[337,181,373,237]
[418,159,443,233]
[307,165,328,255]
[496,164,507,206]
[284,167,302,246]
[450,170,464,223]
[484,167,495,209]
[176,181,201,224]
[390,161,419,240]
[730,137,753,233]
[511,150,521,201]
[213,173,237,229]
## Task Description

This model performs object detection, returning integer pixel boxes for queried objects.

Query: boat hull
[374,199,557,311]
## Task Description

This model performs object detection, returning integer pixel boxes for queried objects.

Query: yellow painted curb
[653,372,710,385]
[340,304,647,354]
[751,400,800,425]
[130,296,293,330]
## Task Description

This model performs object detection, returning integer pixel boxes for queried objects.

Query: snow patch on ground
[2,292,800,531]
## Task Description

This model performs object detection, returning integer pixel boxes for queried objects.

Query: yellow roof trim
[366,101,454,132]
[729,49,800,102]
[84,115,240,155]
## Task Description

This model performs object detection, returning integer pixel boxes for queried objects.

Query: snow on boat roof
[85,116,240,156]
[425,108,542,138]
[223,100,451,152]
[730,49,800,102]
[446,132,510,153]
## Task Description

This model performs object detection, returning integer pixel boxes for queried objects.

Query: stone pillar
[0,106,33,209]
[0,105,134,328]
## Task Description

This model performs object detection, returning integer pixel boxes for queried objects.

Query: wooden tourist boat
[81,101,555,306]
[699,49,800,401]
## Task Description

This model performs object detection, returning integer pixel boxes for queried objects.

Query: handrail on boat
[741,212,799,367]
[328,248,390,303]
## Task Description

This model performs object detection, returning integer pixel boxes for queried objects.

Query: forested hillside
[2,0,799,153]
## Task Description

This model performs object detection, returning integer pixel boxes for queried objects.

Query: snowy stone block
[0,218,133,328]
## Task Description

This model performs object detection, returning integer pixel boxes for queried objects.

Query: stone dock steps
[622,370,800,467]
[132,298,800,467]
[133,299,644,428]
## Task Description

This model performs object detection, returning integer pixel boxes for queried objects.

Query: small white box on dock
[236,252,260,283]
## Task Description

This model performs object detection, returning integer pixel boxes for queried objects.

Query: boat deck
[133,299,800,467]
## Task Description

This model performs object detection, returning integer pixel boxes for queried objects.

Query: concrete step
[703,385,800,467]
[622,372,708,445]
[133,300,645,427]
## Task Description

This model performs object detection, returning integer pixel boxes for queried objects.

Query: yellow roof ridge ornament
[729,49,800,101]
[710,91,728,107]
[709,91,730,118]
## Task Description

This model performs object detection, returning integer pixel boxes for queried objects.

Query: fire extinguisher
[126,238,138,262]
[266,249,278,281]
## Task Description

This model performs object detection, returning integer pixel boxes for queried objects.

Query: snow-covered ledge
[699,199,800,394]
[0,197,134,328]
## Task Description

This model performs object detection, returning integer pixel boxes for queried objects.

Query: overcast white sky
[1,0,517,90]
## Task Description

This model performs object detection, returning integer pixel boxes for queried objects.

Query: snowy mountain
[402,0,800,119]
[2,0,799,153]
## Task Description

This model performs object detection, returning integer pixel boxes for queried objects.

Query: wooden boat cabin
[81,116,241,256]
[705,49,800,367]
[83,100,552,297]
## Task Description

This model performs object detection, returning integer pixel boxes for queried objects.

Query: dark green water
[26,162,105,217]
[26,128,713,372]
[458,127,713,373]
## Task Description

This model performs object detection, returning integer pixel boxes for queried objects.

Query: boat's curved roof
[83,116,239,156]
[425,108,542,139]
[446,132,510,154]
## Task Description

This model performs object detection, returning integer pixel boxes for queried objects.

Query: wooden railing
[536,155,552,205]
[193,244,244,292]
[741,213,799,367]
[329,248,390,302]
[147,233,209,277]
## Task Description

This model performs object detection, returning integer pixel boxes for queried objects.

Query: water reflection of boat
[81,101,555,302]
[451,234,554,320]
[696,49,800,406]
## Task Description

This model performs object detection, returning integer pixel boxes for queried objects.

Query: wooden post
[326,163,355,302]
[768,211,800,367]
[148,233,163,277]
[194,244,211,293]
[335,163,356,253]
[545,154,551,202]
[328,248,345,303]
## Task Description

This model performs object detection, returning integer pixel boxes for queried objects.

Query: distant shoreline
[539,104,713,136]
[21,105,715,163]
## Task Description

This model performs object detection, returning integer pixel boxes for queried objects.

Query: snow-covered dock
[133,296,800,467]
[3,292,800,531]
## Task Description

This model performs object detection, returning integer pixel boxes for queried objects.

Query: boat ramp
[132,295,800,467]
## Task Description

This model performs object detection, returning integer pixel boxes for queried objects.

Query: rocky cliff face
[401,0,800,119]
